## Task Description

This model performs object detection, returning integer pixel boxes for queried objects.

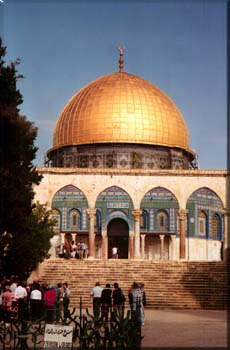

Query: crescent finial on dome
[117,46,125,72]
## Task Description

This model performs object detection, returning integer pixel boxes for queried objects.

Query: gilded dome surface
[52,71,190,151]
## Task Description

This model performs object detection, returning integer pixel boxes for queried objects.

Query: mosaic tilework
[170,208,176,231]
[53,185,87,204]
[96,186,134,228]
[52,185,88,231]
[48,143,193,169]
[186,188,223,239]
[149,209,154,231]
[188,188,223,207]
[141,187,179,208]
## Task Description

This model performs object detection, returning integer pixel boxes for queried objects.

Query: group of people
[61,239,89,259]
[0,276,146,326]
[0,276,71,324]
[90,281,146,325]
[90,282,126,321]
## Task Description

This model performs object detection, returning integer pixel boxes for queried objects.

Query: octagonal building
[34,51,227,262]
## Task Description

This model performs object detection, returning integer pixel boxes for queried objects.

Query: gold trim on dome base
[51,71,192,154]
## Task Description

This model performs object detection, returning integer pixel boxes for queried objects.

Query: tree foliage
[5,203,55,277]
[0,38,54,278]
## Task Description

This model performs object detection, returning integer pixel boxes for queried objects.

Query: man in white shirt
[15,281,27,321]
[30,282,42,320]
[15,284,27,300]
[112,246,118,258]
[90,282,103,319]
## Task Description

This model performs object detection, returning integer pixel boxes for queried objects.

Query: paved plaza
[141,309,228,349]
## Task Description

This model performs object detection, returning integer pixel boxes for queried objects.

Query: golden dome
[52,71,190,151]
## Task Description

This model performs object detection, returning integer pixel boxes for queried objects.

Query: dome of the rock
[35,50,226,283]
[51,71,190,152]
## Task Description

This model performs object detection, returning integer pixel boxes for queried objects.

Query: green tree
[0,38,54,278]
[5,203,55,277]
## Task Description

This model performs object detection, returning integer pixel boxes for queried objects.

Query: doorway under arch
[107,218,129,259]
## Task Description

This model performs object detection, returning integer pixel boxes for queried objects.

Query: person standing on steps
[128,283,134,310]
[90,281,103,319]
[63,236,71,259]
[112,246,118,258]
[131,282,145,326]
[1,282,13,323]
[14,280,28,322]
[63,282,70,321]
[55,282,62,322]
[100,283,112,321]
[139,282,147,308]
[30,282,42,320]
[112,282,125,320]
[139,282,146,325]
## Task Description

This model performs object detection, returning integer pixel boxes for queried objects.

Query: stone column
[178,209,187,260]
[159,235,165,260]
[141,234,146,259]
[224,209,230,316]
[170,235,176,260]
[101,230,108,260]
[129,233,134,259]
[223,210,230,261]
[61,233,65,246]
[132,210,142,259]
[86,208,96,259]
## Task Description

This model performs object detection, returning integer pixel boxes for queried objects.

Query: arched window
[141,210,148,229]
[70,210,80,230]
[198,211,207,236]
[211,214,220,239]
[157,210,168,231]
[72,214,77,226]
[52,209,60,230]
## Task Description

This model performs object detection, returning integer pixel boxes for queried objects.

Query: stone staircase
[31,259,227,310]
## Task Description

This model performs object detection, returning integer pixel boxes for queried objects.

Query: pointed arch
[51,185,88,232]
[96,186,134,231]
[186,187,224,207]
[96,186,134,206]
[140,186,179,233]
[52,185,88,206]
[141,186,179,207]
[186,187,223,239]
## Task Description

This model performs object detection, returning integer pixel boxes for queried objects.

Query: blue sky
[1,0,227,169]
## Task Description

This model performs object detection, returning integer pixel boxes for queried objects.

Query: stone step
[31,259,227,310]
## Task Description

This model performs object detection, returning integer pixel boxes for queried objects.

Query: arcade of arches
[50,185,224,261]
